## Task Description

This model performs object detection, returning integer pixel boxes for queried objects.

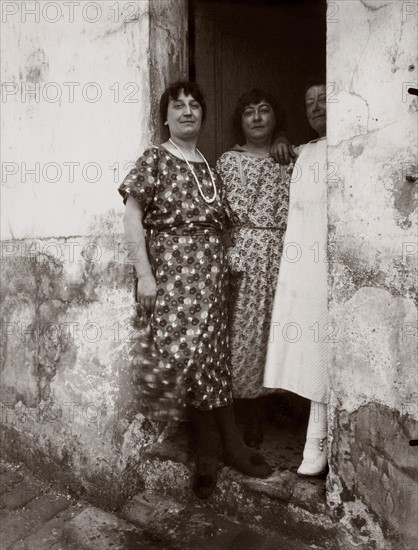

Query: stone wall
[0,0,188,507]
[327,1,417,547]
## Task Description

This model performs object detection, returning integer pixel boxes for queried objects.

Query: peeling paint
[328,2,417,547]
[0,1,189,509]
[348,139,365,159]
[25,48,49,83]
[391,166,418,228]
[0,234,160,505]
[329,405,417,548]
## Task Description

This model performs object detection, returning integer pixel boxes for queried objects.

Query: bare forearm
[123,205,153,278]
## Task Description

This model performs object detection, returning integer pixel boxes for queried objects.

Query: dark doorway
[188,0,327,481]
[189,0,326,164]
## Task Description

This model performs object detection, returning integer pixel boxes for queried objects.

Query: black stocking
[187,406,220,498]
[214,404,272,478]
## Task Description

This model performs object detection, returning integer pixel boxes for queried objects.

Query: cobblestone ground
[0,461,171,550]
[0,460,79,550]
[0,396,336,550]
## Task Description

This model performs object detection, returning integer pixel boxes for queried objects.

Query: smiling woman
[305,84,326,137]
[215,88,292,448]
[163,89,206,151]
[118,81,272,500]
[264,81,329,477]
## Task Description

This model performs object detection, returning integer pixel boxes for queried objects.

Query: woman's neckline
[159,143,206,164]
[231,145,271,158]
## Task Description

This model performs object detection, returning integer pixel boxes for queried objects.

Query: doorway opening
[188,0,327,485]
[189,0,326,164]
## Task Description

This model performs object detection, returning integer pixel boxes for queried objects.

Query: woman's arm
[270,135,296,164]
[123,196,157,313]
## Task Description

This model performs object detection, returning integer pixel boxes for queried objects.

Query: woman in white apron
[264,82,329,476]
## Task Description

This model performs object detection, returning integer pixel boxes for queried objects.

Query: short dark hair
[303,77,326,97]
[159,81,207,128]
[232,88,286,145]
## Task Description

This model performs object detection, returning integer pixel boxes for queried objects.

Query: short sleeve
[216,152,240,226]
[117,147,159,210]
[293,144,305,157]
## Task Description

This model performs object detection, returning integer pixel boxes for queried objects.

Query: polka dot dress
[118,145,233,414]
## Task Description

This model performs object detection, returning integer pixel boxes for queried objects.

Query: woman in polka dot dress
[118,81,271,499]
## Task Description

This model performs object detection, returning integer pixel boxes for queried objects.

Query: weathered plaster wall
[1,0,188,505]
[327,1,417,548]
[1,0,152,239]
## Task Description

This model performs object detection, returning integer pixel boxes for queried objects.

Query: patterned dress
[118,145,233,416]
[216,147,291,398]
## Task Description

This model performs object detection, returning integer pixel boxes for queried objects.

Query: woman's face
[306,85,326,137]
[166,90,203,141]
[241,101,276,145]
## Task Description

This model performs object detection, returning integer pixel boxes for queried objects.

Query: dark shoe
[194,455,219,499]
[243,418,263,449]
[248,450,271,469]
[223,448,273,478]
[240,398,264,449]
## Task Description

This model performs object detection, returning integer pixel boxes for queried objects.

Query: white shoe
[297,437,328,477]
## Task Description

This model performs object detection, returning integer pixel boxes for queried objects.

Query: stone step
[63,506,173,550]
[134,421,338,548]
[122,491,311,550]
[133,458,336,548]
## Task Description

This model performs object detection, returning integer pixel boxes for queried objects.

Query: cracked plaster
[0,1,188,505]
[327,2,417,546]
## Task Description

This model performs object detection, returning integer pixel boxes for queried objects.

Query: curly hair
[232,88,286,145]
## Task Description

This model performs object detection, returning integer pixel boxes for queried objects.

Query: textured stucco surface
[1,0,188,505]
[327,1,417,547]
[0,235,165,506]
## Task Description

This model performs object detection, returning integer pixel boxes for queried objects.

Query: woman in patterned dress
[118,81,272,499]
[264,81,329,477]
[216,89,291,448]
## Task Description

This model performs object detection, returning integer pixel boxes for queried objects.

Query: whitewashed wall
[327,1,417,547]
[1,0,151,239]
[0,0,188,506]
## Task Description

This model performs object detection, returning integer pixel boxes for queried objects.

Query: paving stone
[239,470,295,501]
[292,477,327,514]
[0,479,41,510]
[122,492,300,550]
[63,506,170,550]
[0,470,24,489]
[138,458,192,497]
[0,492,70,548]
[9,504,84,550]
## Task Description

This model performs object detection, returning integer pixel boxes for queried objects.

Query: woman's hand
[271,136,296,164]
[136,273,157,313]
[226,246,244,276]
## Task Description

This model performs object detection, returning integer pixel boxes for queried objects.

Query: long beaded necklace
[168,138,217,204]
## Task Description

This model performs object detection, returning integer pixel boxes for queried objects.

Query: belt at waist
[232,225,282,231]
[146,223,223,236]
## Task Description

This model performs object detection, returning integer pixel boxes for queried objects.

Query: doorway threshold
[132,396,337,549]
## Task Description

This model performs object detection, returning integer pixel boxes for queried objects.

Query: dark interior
[189,0,326,164]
